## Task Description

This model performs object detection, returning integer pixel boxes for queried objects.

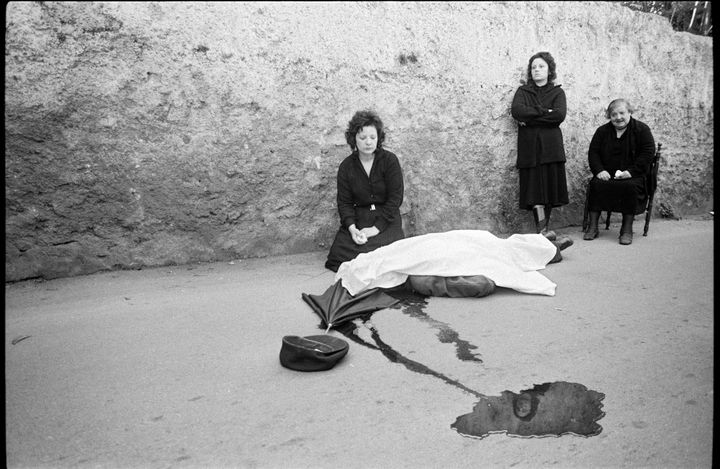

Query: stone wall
[5,1,713,281]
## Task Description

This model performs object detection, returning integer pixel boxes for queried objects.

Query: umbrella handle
[325,323,332,334]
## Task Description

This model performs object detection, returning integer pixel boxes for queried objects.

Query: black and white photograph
[5,2,713,468]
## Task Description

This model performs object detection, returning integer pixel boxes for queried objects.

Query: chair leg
[644,198,654,236]
[605,211,611,230]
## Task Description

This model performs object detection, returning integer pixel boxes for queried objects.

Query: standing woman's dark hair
[345,110,386,151]
[511,51,569,235]
[526,51,557,86]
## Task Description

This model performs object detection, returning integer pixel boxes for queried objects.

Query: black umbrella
[302,280,400,332]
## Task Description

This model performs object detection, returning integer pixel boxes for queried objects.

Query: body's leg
[548,235,574,264]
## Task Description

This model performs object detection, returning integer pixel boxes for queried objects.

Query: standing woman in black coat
[511,51,569,236]
[324,110,405,272]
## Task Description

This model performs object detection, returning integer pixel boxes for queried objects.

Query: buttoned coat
[335,148,404,232]
[511,84,567,168]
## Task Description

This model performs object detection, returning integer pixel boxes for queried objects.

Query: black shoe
[548,248,562,264]
[541,229,557,241]
[554,235,574,251]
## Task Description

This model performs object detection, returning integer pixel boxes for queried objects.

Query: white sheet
[335,230,558,296]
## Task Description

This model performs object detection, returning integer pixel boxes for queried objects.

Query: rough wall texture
[5,1,714,281]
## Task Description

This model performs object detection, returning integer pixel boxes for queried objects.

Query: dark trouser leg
[548,246,562,264]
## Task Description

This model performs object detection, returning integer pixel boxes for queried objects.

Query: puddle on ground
[331,285,605,439]
[385,287,482,362]
[451,381,605,439]
[336,320,484,399]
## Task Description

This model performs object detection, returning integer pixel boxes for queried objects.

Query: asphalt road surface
[5,218,713,468]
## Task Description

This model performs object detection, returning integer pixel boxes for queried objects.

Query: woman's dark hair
[345,110,385,151]
[526,51,557,86]
[605,98,635,119]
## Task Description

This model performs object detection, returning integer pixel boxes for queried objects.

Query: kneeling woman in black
[325,110,405,272]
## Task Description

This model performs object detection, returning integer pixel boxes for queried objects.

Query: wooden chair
[582,142,663,236]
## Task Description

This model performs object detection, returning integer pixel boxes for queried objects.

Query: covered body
[335,230,558,296]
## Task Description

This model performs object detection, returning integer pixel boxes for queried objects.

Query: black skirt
[325,207,405,272]
[587,177,647,215]
[518,162,569,210]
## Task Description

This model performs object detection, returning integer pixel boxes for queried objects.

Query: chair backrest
[646,142,662,197]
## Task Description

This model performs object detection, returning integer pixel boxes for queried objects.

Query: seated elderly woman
[584,98,656,245]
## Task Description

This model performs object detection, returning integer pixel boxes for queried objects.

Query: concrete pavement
[5,218,714,468]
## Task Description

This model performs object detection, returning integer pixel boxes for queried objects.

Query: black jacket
[511,83,567,168]
[335,148,404,232]
[588,117,655,177]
